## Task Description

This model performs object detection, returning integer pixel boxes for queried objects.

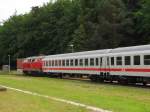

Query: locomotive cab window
[90,58,94,66]
[125,56,131,65]
[144,55,150,65]
[116,57,122,65]
[134,55,140,65]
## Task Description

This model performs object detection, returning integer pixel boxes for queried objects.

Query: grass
[0,72,150,112]
[0,90,88,112]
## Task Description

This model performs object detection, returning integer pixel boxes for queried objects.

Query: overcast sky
[0,0,50,22]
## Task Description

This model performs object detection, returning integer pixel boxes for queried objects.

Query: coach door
[99,57,103,74]
[100,57,106,74]
[106,56,110,74]
[102,56,110,75]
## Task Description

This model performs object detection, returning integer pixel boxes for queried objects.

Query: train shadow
[90,80,150,89]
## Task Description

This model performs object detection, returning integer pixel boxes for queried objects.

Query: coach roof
[110,44,150,53]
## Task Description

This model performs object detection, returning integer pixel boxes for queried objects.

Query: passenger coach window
[46,61,48,66]
[90,58,94,66]
[66,60,69,66]
[116,57,122,65]
[52,60,54,66]
[100,58,102,66]
[80,59,83,66]
[49,61,51,66]
[134,55,140,65]
[43,61,45,66]
[70,59,74,66]
[107,57,109,65]
[62,60,65,66]
[144,55,150,65]
[85,59,88,66]
[58,60,61,66]
[96,58,99,66]
[75,59,78,66]
[55,60,58,66]
[125,56,131,65]
[111,57,114,66]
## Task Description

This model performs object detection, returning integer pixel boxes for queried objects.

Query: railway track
[59,76,150,88]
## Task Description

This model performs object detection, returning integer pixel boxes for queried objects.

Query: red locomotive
[21,56,44,75]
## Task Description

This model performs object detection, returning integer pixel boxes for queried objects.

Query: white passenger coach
[42,45,150,84]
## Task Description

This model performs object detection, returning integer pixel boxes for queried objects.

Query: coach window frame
[58,59,61,67]
[107,57,110,66]
[144,54,150,65]
[53,60,55,66]
[55,60,58,66]
[133,55,141,66]
[43,61,45,67]
[90,58,94,66]
[95,57,99,66]
[110,57,114,66]
[99,57,102,66]
[54,59,55,67]
[64,59,67,67]
[85,58,89,67]
[79,59,83,66]
[116,56,122,66]
[49,60,51,66]
[124,56,131,66]
[66,59,69,66]
[46,61,49,67]
[53,60,55,67]
[75,59,78,66]
[70,59,73,66]
[62,60,64,67]
[45,61,47,67]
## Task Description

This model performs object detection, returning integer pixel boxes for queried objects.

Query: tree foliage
[0,0,149,67]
